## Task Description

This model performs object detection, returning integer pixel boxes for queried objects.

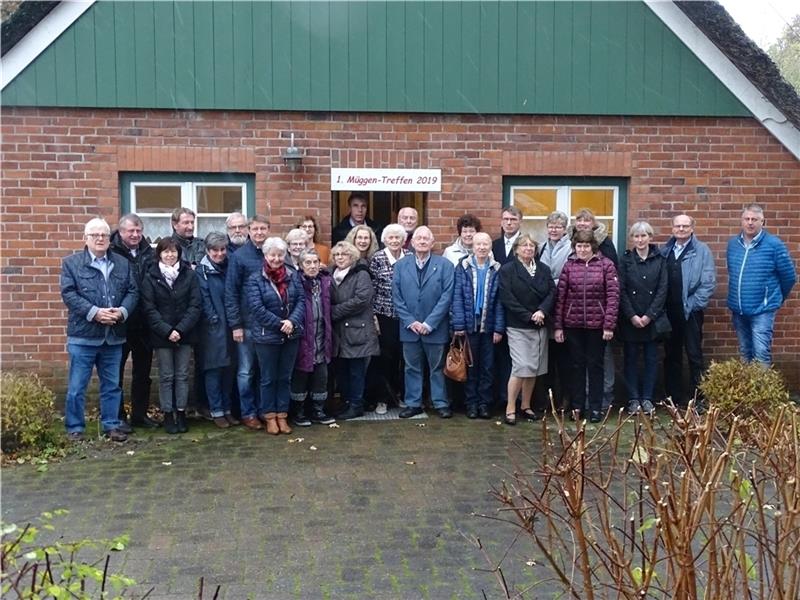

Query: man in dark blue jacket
[726,204,796,365]
[224,214,271,429]
[109,213,157,428]
[61,218,139,442]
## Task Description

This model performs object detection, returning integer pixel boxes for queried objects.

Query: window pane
[570,189,614,218]
[519,219,548,245]
[196,216,227,240]
[196,185,243,213]
[512,188,557,216]
[134,185,182,213]
[141,217,174,243]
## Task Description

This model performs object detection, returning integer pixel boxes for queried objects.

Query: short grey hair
[225,212,247,227]
[381,223,407,243]
[546,211,568,228]
[285,228,309,244]
[672,214,696,227]
[298,248,320,264]
[742,204,764,216]
[84,218,110,235]
[628,221,654,238]
[262,237,287,255]
[205,231,228,251]
[118,213,143,228]
[331,241,360,264]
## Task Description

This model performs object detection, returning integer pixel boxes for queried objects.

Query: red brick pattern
[2,109,798,389]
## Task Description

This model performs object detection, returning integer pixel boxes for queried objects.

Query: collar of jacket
[459,255,500,272]
[736,229,766,247]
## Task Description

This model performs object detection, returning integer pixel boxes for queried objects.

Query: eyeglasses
[86,233,110,240]
[547,225,565,230]
[227,224,247,230]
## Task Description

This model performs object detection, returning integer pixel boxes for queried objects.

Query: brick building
[1,1,798,390]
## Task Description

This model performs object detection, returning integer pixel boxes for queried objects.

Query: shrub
[1,372,58,453]
[699,358,790,421]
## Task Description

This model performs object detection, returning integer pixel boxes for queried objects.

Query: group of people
[61,196,795,441]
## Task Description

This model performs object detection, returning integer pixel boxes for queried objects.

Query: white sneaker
[375,402,388,415]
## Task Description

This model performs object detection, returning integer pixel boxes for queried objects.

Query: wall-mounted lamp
[281,133,305,172]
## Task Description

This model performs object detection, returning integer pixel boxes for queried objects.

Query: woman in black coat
[618,222,668,417]
[141,238,202,434]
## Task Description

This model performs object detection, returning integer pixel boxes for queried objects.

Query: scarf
[264,260,289,303]
[333,266,350,286]
[472,256,489,317]
[159,261,180,288]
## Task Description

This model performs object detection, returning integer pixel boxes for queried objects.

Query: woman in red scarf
[244,237,305,435]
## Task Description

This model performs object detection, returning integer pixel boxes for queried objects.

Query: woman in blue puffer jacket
[244,237,305,435]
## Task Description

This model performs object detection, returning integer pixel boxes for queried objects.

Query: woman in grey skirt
[498,234,556,425]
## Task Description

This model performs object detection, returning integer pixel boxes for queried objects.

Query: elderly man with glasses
[60,218,139,442]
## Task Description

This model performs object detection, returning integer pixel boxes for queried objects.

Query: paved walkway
[3,415,553,599]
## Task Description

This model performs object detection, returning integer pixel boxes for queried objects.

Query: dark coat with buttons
[331,261,380,359]
[141,261,202,348]
[498,258,555,329]
[618,245,668,343]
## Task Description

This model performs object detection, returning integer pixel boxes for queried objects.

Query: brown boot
[264,413,279,435]
[276,412,292,434]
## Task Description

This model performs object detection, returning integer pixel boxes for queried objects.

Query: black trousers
[664,307,705,406]
[565,328,605,414]
[118,331,153,421]
[366,314,404,405]
[533,337,571,412]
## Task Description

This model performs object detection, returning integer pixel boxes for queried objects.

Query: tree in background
[768,14,800,92]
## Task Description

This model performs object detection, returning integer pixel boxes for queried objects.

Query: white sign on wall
[331,168,441,192]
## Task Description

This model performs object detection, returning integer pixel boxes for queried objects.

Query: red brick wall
[2,108,798,391]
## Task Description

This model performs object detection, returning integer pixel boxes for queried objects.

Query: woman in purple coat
[554,230,619,422]
[290,249,336,427]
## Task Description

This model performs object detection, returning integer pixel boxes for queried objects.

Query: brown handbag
[444,334,473,382]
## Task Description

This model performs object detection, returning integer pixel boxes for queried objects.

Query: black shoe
[117,420,133,434]
[504,412,517,426]
[436,407,453,419]
[310,409,335,425]
[104,429,128,442]
[338,406,364,421]
[589,410,602,423]
[522,409,544,422]
[466,407,478,419]
[163,413,178,434]
[478,406,491,419]
[131,415,160,429]
[176,411,189,433]
[399,406,424,419]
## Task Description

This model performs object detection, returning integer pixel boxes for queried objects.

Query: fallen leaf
[126,450,135,456]
[328,423,340,428]
[288,437,305,444]
[162,461,172,466]
[309,445,318,451]
[495,421,503,426]
[405,461,416,465]
[416,423,426,428]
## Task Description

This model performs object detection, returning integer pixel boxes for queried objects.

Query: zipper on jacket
[736,240,749,313]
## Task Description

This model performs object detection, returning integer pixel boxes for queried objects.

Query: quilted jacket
[452,256,506,334]
[244,268,305,345]
[555,253,619,331]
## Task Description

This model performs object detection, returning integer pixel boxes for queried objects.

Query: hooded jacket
[618,245,668,342]
[452,255,506,334]
[331,261,380,359]
[567,222,619,266]
[555,253,619,331]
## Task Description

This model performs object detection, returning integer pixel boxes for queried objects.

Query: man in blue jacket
[61,218,139,442]
[224,214,271,429]
[392,226,455,418]
[660,214,716,407]
[726,204,796,365]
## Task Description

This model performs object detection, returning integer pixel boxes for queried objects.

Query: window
[120,173,256,242]
[503,177,628,249]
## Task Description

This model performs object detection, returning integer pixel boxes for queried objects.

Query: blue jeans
[254,340,300,414]
[402,341,448,409]
[623,341,658,403]
[205,366,234,417]
[337,357,369,411]
[236,338,260,418]
[65,342,124,433]
[731,311,776,365]
[465,332,494,411]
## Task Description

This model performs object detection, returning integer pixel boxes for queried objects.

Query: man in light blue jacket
[660,214,716,407]
[392,226,454,419]
[726,204,796,365]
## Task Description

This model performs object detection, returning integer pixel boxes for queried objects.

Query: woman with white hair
[284,228,309,272]
[244,237,305,435]
[618,221,667,416]
[367,223,410,413]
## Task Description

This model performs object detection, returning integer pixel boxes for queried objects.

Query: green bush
[1,372,58,453]
[699,358,790,420]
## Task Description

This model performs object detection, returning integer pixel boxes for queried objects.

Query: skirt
[506,326,549,378]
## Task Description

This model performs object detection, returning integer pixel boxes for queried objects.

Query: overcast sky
[718,0,798,50]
